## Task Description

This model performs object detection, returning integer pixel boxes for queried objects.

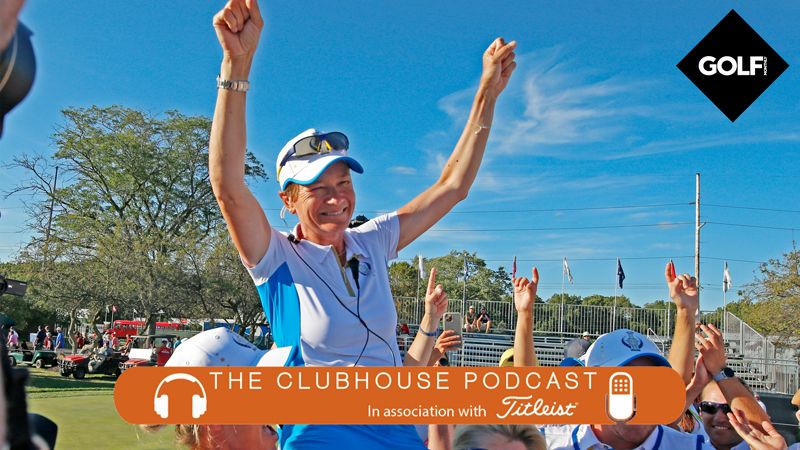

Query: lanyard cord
[286,239,398,366]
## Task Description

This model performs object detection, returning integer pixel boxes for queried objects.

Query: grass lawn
[25,368,177,449]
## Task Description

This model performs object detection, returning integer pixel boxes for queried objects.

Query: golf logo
[677,10,788,122]
[620,331,643,351]
[607,372,636,422]
[153,373,208,419]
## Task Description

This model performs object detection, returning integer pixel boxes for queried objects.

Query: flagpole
[613,266,617,331]
[723,261,728,334]
[462,252,467,318]
[560,262,565,339]
[723,288,727,333]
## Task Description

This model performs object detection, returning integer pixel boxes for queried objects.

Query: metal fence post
[666,306,671,338]
[740,320,744,357]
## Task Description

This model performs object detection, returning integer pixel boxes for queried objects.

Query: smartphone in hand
[442,312,463,348]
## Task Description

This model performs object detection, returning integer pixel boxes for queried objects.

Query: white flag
[723,262,732,293]
[563,257,574,284]
[418,254,424,280]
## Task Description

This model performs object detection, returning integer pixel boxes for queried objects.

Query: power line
[708,221,799,232]
[436,202,692,214]
[425,222,694,232]
[704,203,800,214]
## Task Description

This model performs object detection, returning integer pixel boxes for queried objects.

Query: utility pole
[695,173,702,318]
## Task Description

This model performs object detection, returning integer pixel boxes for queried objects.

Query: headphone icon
[153,373,208,419]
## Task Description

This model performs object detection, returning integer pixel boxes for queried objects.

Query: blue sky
[1,1,798,310]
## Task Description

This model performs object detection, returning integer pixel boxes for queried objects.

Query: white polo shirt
[246,212,426,450]
[541,424,715,450]
[247,212,402,367]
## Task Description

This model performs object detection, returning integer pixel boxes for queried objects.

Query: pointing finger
[426,267,437,295]
[532,267,539,285]
[665,262,675,283]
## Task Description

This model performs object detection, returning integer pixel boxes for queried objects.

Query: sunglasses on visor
[698,401,732,415]
[278,132,349,169]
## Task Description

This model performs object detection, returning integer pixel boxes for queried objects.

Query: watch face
[722,367,735,377]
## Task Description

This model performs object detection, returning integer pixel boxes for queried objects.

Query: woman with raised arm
[209,0,516,447]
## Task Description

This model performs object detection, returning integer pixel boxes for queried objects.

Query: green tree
[186,229,266,338]
[8,106,266,337]
[545,293,582,304]
[426,251,511,304]
[739,249,800,352]
[583,294,634,307]
[388,261,419,299]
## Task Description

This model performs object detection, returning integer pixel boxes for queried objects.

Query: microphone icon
[606,372,636,422]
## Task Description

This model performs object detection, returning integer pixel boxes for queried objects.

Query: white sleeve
[348,211,400,260]
[243,227,291,285]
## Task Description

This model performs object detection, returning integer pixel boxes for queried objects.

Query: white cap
[166,327,293,368]
[276,128,363,191]
[582,331,590,337]
[560,328,670,368]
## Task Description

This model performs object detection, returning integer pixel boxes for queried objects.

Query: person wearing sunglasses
[698,379,797,450]
[209,1,516,448]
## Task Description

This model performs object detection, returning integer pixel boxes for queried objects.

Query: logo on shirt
[358,261,372,277]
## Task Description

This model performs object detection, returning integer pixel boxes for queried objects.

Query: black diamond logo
[677,10,788,122]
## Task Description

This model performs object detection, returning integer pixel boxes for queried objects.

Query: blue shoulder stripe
[256,262,304,366]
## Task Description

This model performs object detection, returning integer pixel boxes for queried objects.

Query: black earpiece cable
[286,234,397,366]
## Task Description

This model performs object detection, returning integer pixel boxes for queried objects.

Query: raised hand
[513,267,539,314]
[480,38,517,99]
[213,0,264,59]
[696,323,727,375]
[665,261,699,312]
[425,268,448,325]
[727,410,789,450]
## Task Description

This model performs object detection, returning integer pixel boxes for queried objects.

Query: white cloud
[387,166,417,175]
[429,47,800,162]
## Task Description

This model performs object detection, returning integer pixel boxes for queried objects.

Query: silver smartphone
[442,312,463,348]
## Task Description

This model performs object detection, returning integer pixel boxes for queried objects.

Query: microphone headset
[286,233,398,366]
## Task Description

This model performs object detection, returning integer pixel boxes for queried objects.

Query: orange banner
[114,367,684,425]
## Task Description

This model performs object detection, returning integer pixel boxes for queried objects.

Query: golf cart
[8,342,58,369]
[58,345,127,379]
[118,334,175,373]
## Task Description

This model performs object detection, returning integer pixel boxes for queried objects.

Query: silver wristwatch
[216,75,250,92]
